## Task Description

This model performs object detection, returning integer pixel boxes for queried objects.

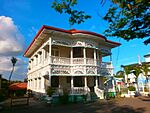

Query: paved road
[1,97,150,113]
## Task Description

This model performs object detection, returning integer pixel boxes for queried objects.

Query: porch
[49,76,104,100]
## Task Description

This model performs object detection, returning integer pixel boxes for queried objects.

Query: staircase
[94,87,104,99]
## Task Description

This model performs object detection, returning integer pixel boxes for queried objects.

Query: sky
[0,0,149,81]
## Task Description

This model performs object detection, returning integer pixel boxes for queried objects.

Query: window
[52,47,59,56]
[51,76,59,87]
[73,47,83,58]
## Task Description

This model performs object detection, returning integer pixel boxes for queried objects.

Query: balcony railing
[51,56,70,64]
[51,56,96,65]
[28,56,112,74]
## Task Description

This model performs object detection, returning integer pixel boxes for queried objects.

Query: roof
[122,62,150,68]
[24,25,121,57]
[9,82,27,90]
[144,54,150,57]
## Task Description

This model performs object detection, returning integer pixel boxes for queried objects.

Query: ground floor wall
[28,75,105,94]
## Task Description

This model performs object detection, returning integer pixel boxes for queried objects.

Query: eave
[24,25,121,57]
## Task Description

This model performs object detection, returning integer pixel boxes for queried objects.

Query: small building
[122,54,150,94]
[144,54,150,62]
[24,25,120,100]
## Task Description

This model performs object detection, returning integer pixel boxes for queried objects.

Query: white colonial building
[24,25,120,100]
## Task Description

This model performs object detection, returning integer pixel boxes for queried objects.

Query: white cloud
[0,16,24,56]
[0,16,26,81]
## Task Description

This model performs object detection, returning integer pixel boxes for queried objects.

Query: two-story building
[24,25,121,100]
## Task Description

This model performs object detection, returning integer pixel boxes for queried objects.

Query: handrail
[94,87,104,99]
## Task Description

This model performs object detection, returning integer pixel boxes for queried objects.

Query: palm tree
[141,64,150,81]
[132,65,143,92]
[141,63,150,92]
[8,57,17,84]
[116,70,124,78]
[132,66,142,82]
[121,65,133,85]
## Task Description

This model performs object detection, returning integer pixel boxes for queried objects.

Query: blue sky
[0,0,149,80]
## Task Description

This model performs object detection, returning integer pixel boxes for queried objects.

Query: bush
[128,86,136,91]
[0,89,8,102]
[46,87,55,97]
[144,87,149,92]
[59,88,69,104]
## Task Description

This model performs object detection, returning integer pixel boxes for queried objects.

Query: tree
[121,65,133,84]
[115,70,124,78]
[103,0,150,45]
[51,0,150,45]
[141,63,150,81]
[8,57,17,84]
[52,0,91,26]
[132,66,142,82]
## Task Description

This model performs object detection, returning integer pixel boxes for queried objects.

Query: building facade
[24,25,120,99]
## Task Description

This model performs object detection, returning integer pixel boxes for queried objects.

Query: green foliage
[46,87,55,97]
[11,57,17,66]
[128,86,136,91]
[115,70,124,78]
[132,66,142,78]
[144,87,149,92]
[59,88,69,104]
[9,57,18,84]
[51,0,150,44]
[13,90,26,97]
[0,89,8,102]
[104,0,150,45]
[121,65,134,84]
[52,0,91,25]
[141,64,150,76]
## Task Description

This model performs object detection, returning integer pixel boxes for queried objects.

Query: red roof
[24,25,121,56]
[9,83,27,90]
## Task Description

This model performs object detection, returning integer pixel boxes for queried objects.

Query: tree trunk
[9,66,14,84]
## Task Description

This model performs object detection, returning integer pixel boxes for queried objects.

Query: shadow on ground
[1,98,146,113]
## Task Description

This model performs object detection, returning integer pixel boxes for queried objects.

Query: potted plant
[128,86,136,97]
[46,87,55,104]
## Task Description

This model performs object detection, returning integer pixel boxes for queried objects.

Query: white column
[84,76,87,87]
[49,38,52,63]
[83,48,86,75]
[70,47,73,75]
[42,49,45,64]
[94,49,97,66]
[36,78,39,91]
[49,69,51,87]
[39,78,41,90]
[41,76,45,93]
[35,78,37,90]
[30,80,32,89]
[27,80,29,89]
[112,79,116,93]
[38,53,40,65]
[83,48,86,64]
[71,47,73,64]
[33,79,35,90]
[71,76,74,88]
[95,76,98,88]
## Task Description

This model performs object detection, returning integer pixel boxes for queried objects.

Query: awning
[9,83,27,90]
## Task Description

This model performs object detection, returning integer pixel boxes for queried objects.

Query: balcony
[51,56,96,65]
[28,56,113,76]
